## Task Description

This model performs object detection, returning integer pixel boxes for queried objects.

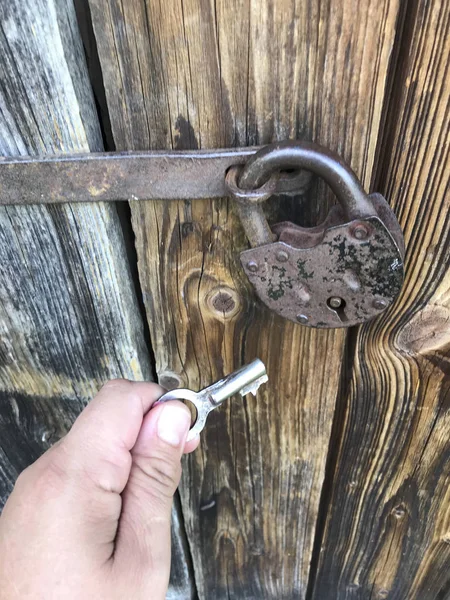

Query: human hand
[0,380,199,599]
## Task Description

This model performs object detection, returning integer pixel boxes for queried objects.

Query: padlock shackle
[238,141,376,220]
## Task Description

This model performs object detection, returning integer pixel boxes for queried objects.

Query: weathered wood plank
[0,0,151,405]
[0,1,195,597]
[0,392,81,506]
[88,0,401,597]
[312,1,450,598]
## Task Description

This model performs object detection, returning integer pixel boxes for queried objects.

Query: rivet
[276,250,289,262]
[352,223,370,240]
[296,314,309,324]
[247,260,259,273]
[328,296,343,309]
[373,299,388,310]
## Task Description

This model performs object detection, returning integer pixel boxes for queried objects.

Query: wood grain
[312,1,450,598]
[0,0,151,519]
[0,1,196,596]
[0,0,151,407]
[88,0,401,597]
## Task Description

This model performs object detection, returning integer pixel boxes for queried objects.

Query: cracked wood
[0,1,195,596]
[0,0,153,503]
[88,0,402,597]
[0,0,146,500]
[312,1,450,598]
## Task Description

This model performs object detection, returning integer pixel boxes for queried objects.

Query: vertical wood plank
[0,0,151,411]
[88,0,401,597]
[312,1,450,598]
[0,2,196,597]
[0,0,144,500]
[0,2,197,596]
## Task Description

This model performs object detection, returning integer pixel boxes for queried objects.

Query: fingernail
[157,404,191,447]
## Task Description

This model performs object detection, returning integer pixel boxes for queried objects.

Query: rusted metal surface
[225,165,277,247]
[226,140,384,249]
[241,212,404,328]
[0,139,405,329]
[238,140,375,219]
[0,146,310,205]
[228,141,405,327]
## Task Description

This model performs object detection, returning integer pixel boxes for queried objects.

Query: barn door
[0,0,448,599]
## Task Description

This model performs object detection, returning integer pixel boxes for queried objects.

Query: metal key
[154,359,268,441]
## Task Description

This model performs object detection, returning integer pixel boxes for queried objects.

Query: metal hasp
[0,147,309,205]
[226,140,405,328]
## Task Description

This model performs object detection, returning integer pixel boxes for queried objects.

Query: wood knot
[206,286,241,319]
[392,503,406,519]
[397,304,450,354]
[181,222,195,237]
[158,371,183,390]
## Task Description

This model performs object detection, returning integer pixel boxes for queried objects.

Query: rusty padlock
[226,141,405,328]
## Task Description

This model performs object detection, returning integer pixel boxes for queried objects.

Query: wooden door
[0,0,448,598]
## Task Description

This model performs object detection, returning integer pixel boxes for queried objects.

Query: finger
[61,380,165,495]
[113,400,190,586]
[184,434,200,453]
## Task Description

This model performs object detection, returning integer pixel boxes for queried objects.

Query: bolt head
[373,299,388,310]
[328,296,343,309]
[353,224,370,240]
[296,314,309,324]
[247,260,259,273]
[276,250,289,262]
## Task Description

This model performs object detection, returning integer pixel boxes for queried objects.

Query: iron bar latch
[0,140,405,328]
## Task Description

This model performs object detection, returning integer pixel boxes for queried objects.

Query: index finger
[63,379,165,494]
[72,379,165,449]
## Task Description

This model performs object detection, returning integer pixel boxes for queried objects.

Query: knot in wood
[206,286,241,319]
[159,371,183,390]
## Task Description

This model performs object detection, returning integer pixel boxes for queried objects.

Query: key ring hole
[179,398,198,428]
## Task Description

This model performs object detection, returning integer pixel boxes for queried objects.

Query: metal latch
[0,140,404,328]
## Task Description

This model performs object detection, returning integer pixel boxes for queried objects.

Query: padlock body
[240,212,404,328]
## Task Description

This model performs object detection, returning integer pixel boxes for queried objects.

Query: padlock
[226,141,405,328]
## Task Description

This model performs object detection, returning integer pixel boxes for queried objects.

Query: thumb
[113,400,191,588]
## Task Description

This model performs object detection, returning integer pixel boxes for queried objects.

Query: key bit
[154,359,268,441]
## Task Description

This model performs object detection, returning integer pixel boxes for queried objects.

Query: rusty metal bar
[0,147,261,205]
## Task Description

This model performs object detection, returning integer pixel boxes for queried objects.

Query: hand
[0,380,199,599]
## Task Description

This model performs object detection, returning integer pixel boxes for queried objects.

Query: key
[154,359,268,441]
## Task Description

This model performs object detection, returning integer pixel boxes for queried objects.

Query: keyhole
[327,297,348,323]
